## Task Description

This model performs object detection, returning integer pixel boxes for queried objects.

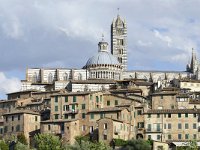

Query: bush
[113,138,127,146]
[122,139,152,150]
[34,133,63,150]
[17,133,28,145]
[0,140,9,150]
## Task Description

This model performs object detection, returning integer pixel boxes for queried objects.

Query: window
[72,104,76,110]
[168,123,171,129]
[73,96,76,102]
[12,126,14,132]
[147,124,151,131]
[115,100,118,105]
[96,96,99,103]
[178,113,181,118]
[55,96,58,103]
[63,105,69,111]
[12,116,14,121]
[4,126,7,133]
[185,113,188,118]
[137,110,142,115]
[82,125,86,131]
[65,96,68,102]
[48,73,53,82]
[107,101,110,106]
[185,134,189,139]
[168,114,171,118]
[71,114,75,119]
[168,134,171,140]
[138,122,144,128]
[55,106,58,111]
[18,115,20,120]
[100,113,104,119]
[54,114,59,119]
[35,116,38,121]
[178,123,182,129]
[64,114,68,119]
[48,125,51,130]
[90,113,94,119]
[82,113,85,119]
[5,117,8,122]
[193,113,196,118]
[16,125,20,131]
[103,135,107,140]
[90,126,94,133]
[148,135,151,140]
[164,124,166,129]
[157,114,160,118]
[161,95,163,99]
[104,123,107,130]
[193,134,197,139]
[178,134,182,139]
[185,123,189,129]
[157,124,161,131]
[147,114,151,118]
[90,95,93,100]
[82,104,86,109]
[157,135,161,140]
[193,123,197,129]
[100,95,102,102]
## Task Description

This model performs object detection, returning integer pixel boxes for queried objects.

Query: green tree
[17,133,28,145]
[14,142,29,150]
[0,140,9,150]
[34,133,63,150]
[122,139,152,150]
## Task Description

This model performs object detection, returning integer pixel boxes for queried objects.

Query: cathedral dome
[85,51,119,67]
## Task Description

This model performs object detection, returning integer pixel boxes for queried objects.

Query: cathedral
[21,15,199,92]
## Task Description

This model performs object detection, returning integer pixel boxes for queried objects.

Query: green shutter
[55,96,58,102]
[55,106,58,111]
[90,113,94,119]
[65,96,68,102]
[73,96,76,102]
[72,104,75,110]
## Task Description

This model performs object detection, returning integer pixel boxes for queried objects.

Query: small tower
[111,13,127,71]
[98,35,108,52]
[190,48,198,73]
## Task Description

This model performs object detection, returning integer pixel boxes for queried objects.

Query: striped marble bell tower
[111,14,127,71]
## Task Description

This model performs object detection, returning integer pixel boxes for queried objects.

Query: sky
[1,0,200,98]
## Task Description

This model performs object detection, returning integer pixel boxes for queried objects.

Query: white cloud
[153,30,172,47]
[0,72,21,98]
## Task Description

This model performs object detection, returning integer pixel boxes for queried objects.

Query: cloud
[0,72,21,99]
[0,0,200,78]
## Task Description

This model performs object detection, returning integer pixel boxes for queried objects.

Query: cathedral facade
[21,15,197,92]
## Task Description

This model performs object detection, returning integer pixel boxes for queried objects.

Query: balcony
[145,128,162,133]
[63,109,79,114]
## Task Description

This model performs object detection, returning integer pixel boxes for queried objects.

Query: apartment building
[3,110,40,144]
[144,109,200,142]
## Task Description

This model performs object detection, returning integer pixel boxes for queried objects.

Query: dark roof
[3,109,40,116]
[151,91,177,96]
[51,91,102,97]
[71,79,116,84]
[41,119,78,123]
[125,70,188,73]
[144,109,200,114]
[6,90,38,95]
[88,107,124,113]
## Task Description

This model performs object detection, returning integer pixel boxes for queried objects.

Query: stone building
[3,110,40,145]
[144,109,200,142]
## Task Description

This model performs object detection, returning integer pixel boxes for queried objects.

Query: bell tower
[111,13,127,71]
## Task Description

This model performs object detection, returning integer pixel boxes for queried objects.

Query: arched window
[63,73,68,81]
[48,73,53,83]
[78,73,82,80]
[32,72,37,83]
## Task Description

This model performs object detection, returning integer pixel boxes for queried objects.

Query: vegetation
[113,138,127,146]
[17,133,28,145]
[34,133,63,150]
[121,139,152,150]
[14,142,30,150]
[0,140,9,150]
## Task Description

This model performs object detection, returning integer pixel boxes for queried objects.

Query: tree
[14,142,29,150]
[17,133,28,145]
[65,136,111,150]
[0,140,9,150]
[34,133,63,150]
[122,139,152,150]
